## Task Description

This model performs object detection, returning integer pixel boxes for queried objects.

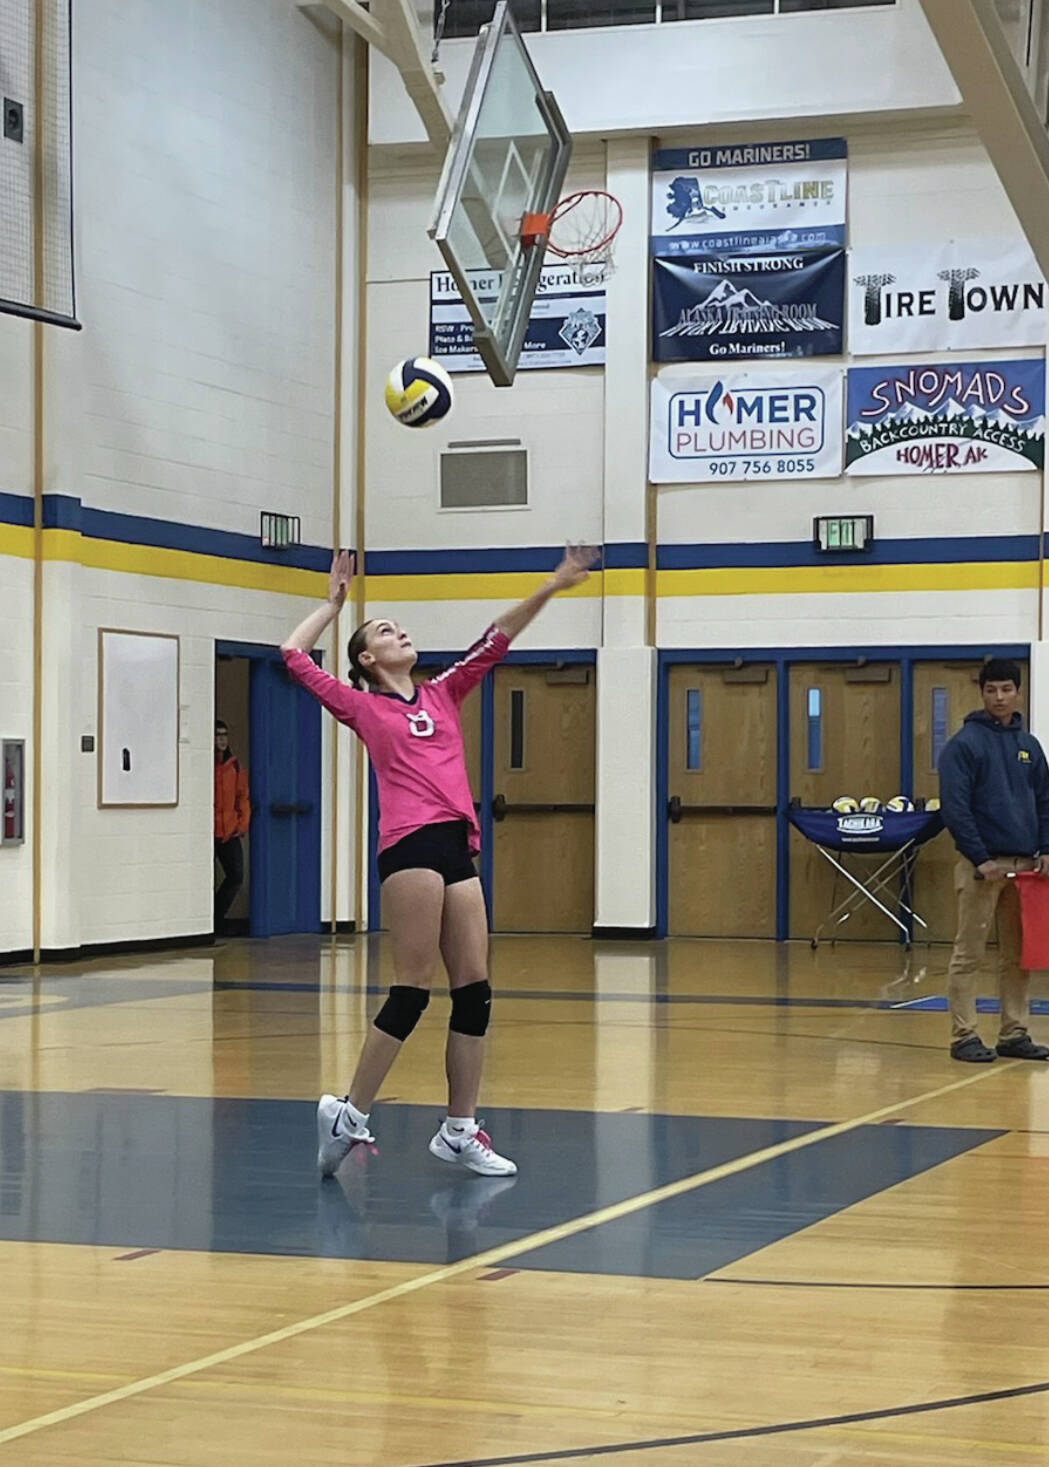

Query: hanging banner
[649,366,843,483]
[848,238,1048,354]
[845,359,1046,475]
[653,248,845,363]
[429,265,606,372]
[651,138,847,258]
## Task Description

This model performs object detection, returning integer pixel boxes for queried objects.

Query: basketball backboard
[428,1,571,386]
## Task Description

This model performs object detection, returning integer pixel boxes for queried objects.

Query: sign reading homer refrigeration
[849,239,1047,353]
[650,368,843,483]
[845,360,1046,476]
[429,266,605,372]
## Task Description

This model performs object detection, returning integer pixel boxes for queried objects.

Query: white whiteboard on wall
[99,631,180,808]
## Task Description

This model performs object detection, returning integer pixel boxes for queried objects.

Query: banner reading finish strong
[652,248,845,363]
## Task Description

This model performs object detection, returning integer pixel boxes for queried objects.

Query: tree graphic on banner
[938,267,980,321]
[854,274,896,326]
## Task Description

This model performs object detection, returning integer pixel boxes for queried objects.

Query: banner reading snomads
[845,359,1046,476]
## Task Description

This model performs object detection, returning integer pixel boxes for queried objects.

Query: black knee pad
[449,980,491,1037]
[374,984,430,1041]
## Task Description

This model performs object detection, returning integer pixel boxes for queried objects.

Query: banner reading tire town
[650,367,843,483]
[848,238,1047,354]
[845,359,1046,476]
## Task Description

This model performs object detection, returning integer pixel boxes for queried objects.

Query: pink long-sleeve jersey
[282,625,510,854]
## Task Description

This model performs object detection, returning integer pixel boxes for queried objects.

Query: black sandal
[950,1036,997,1062]
[996,1034,1049,1060]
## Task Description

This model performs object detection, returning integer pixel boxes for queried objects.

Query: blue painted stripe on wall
[0,487,1038,579]
[0,491,33,528]
[657,535,1039,571]
[365,543,648,574]
[0,491,333,571]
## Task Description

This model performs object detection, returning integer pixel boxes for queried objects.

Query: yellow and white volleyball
[859,797,883,813]
[926,797,941,811]
[384,356,454,428]
[832,796,859,814]
[885,796,915,813]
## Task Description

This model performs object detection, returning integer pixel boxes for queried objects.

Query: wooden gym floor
[1,933,1048,1465]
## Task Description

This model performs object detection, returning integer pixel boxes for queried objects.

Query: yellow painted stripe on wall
[0,523,326,596]
[656,561,1040,597]
[360,571,604,602]
[0,523,1038,600]
[0,524,35,560]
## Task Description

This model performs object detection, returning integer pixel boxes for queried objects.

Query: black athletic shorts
[377,819,478,886]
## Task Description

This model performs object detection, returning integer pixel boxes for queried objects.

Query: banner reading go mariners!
[651,137,847,258]
[651,137,847,364]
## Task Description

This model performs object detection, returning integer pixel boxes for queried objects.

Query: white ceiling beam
[919,0,1049,283]
[371,0,453,151]
[313,0,390,57]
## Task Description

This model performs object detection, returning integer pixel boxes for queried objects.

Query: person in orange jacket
[214,719,251,933]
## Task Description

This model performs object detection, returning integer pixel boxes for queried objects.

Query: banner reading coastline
[651,137,847,257]
[651,137,847,365]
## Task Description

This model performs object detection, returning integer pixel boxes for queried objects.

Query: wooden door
[912,659,1028,942]
[491,665,595,932]
[789,663,901,940]
[667,665,777,937]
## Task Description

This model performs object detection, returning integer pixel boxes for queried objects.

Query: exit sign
[814,515,874,553]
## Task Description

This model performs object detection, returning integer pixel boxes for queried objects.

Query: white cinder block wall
[0,319,36,955]
[363,7,1047,931]
[5,0,1047,951]
[0,0,346,955]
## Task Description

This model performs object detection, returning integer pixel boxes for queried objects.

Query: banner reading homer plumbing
[649,367,843,483]
[845,359,1046,476]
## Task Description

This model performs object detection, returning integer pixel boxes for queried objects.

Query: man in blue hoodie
[938,658,1049,1062]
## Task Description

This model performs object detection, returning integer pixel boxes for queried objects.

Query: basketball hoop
[521,190,623,283]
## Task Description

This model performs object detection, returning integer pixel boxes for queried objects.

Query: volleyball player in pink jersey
[281,544,598,1178]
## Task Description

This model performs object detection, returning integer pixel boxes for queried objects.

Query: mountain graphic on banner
[701,279,767,311]
[851,399,1044,435]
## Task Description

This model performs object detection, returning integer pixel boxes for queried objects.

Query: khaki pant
[947,856,1035,1043]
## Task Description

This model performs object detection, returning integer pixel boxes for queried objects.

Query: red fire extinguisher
[3,762,16,841]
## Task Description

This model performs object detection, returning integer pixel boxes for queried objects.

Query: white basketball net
[545,191,623,284]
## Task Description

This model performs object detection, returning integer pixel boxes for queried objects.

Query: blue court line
[3,973,1048,1022]
[411,1378,1049,1467]
[211,981,1049,1015]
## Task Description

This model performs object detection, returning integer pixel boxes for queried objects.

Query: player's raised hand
[552,543,601,590]
[329,549,355,609]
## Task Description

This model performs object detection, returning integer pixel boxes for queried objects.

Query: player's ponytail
[347,621,376,691]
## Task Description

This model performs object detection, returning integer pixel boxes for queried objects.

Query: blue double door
[216,644,321,938]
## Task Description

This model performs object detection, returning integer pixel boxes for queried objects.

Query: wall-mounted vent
[261,512,301,549]
[440,441,528,509]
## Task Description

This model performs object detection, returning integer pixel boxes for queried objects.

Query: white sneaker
[428,1122,517,1177]
[317,1094,374,1177]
